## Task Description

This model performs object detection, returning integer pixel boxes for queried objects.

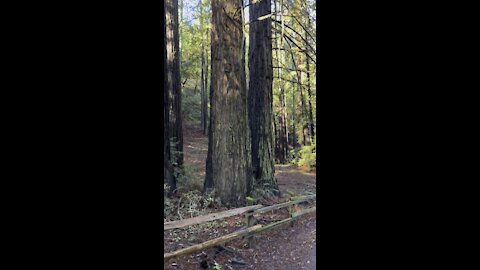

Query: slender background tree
[166,0,184,175]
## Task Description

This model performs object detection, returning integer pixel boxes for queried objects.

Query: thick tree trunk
[164,0,176,192]
[166,0,183,169]
[248,0,278,194]
[205,0,252,206]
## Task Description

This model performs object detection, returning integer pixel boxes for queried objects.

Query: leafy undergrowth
[290,142,316,171]
[164,189,216,223]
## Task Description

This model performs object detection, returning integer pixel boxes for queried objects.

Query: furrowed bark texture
[248,0,278,192]
[166,0,183,169]
[207,0,251,206]
[164,0,175,190]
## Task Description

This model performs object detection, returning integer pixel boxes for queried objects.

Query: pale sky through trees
[181,0,254,26]
[182,0,315,27]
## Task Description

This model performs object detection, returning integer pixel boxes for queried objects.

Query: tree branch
[273,77,309,87]
[273,66,315,74]
[272,28,316,64]
[272,19,316,51]
[245,13,273,25]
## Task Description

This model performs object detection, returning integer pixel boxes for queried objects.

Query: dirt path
[236,213,316,269]
[183,123,316,196]
[275,164,316,196]
[183,123,209,178]
[165,124,317,269]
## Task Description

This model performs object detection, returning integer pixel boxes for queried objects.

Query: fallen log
[164,205,263,231]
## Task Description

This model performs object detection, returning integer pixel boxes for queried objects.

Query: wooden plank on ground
[164,224,262,260]
[164,205,263,231]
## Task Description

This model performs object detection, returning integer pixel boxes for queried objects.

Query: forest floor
[164,123,316,270]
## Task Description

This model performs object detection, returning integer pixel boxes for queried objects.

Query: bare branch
[245,13,273,25]
[273,66,315,74]
[273,77,309,87]
[272,19,316,52]
[272,28,316,64]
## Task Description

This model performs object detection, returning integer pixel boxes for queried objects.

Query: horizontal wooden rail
[290,194,316,201]
[164,206,317,260]
[254,217,293,233]
[246,195,316,217]
[251,206,316,235]
[164,205,263,231]
[164,225,262,260]
[248,200,300,215]
[292,206,316,218]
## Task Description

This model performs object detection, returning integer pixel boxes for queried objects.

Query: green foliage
[169,138,182,167]
[164,184,173,218]
[213,261,221,270]
[203,188,215,208]
[181,91,202,123]
[180,0,211,99]
[270,0,316,157]
[180,22,201,83]
[252,181,279,199]
[164,186,216,221]
[292,141,316,170]
[177,189,216,219]
[175,163,203,192]
[179,190,204,217]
